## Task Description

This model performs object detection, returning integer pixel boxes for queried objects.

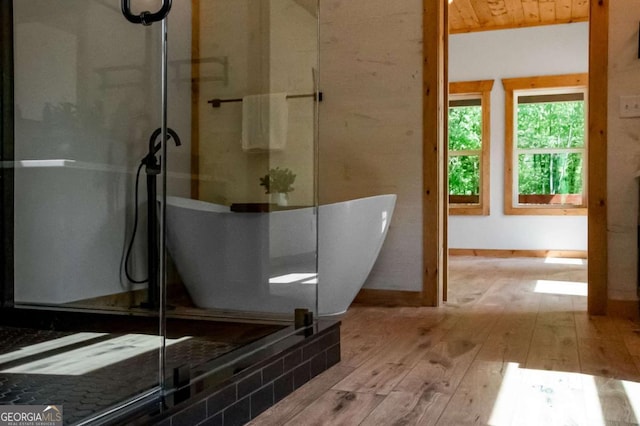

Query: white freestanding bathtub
[165,194,396,317]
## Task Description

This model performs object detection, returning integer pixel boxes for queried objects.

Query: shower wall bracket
[121,0,172,26]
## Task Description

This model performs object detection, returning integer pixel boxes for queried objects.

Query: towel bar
[207,92,322,108]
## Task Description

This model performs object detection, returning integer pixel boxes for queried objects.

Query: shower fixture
[143,127,181,310]
[124,128,181,310]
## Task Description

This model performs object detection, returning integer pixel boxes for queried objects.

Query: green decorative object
[259,167,296,194]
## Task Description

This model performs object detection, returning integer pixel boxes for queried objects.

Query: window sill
[449,205,489,216]
[504,206,587,216]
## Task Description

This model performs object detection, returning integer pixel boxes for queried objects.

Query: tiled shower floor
[0,322,273,424]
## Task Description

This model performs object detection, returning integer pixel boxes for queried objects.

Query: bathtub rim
[165,193,398,212]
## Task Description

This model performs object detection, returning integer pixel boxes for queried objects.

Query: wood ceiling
[449,0,589,34]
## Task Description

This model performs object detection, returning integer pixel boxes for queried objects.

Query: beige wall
[319,0,424,291]
[607,2,640,302]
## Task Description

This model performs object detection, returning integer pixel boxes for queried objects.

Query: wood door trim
[422,0,447,306]
[587,0,608,315]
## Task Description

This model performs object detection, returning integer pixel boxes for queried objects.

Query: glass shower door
[3,1,170,423]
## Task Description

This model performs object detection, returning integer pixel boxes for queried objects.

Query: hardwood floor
[249,256,640,425]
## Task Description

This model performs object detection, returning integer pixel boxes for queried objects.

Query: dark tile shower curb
[145,321,341,426]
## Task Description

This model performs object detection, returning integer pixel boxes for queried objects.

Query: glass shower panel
[161,0,319,385]
[165,0,318,319]
[6,1,166,423]
[13,0,164,309]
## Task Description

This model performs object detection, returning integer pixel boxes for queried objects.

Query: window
[448,80,493,215]
[502,74,588,216]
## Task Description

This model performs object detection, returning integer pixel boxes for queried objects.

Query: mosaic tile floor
[0,326,238,425]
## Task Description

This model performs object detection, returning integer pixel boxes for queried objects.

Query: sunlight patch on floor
[544,257,585,265]
[534,279,588,296]
[1,334,191,376]
[487,362,521,425]
[489,363,605,425]
[581,374,607,425]
[0,332,106,365]
[622,380,640,422]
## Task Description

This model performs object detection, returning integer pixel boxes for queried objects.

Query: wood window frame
[448,80,493,216]
[502,73,588,216]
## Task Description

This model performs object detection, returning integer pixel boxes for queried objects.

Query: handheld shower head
[143,127,182,169]
[148,127,182,156]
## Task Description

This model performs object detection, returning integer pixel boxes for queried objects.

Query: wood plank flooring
[249,256,640,425]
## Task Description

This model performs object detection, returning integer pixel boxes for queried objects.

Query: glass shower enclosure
[0,0,319,423]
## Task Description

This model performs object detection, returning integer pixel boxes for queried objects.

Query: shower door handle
[121,0,172,26]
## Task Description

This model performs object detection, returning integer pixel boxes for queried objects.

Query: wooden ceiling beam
[556,0,573,21]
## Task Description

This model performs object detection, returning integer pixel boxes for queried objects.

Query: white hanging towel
[241,93,288,152]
